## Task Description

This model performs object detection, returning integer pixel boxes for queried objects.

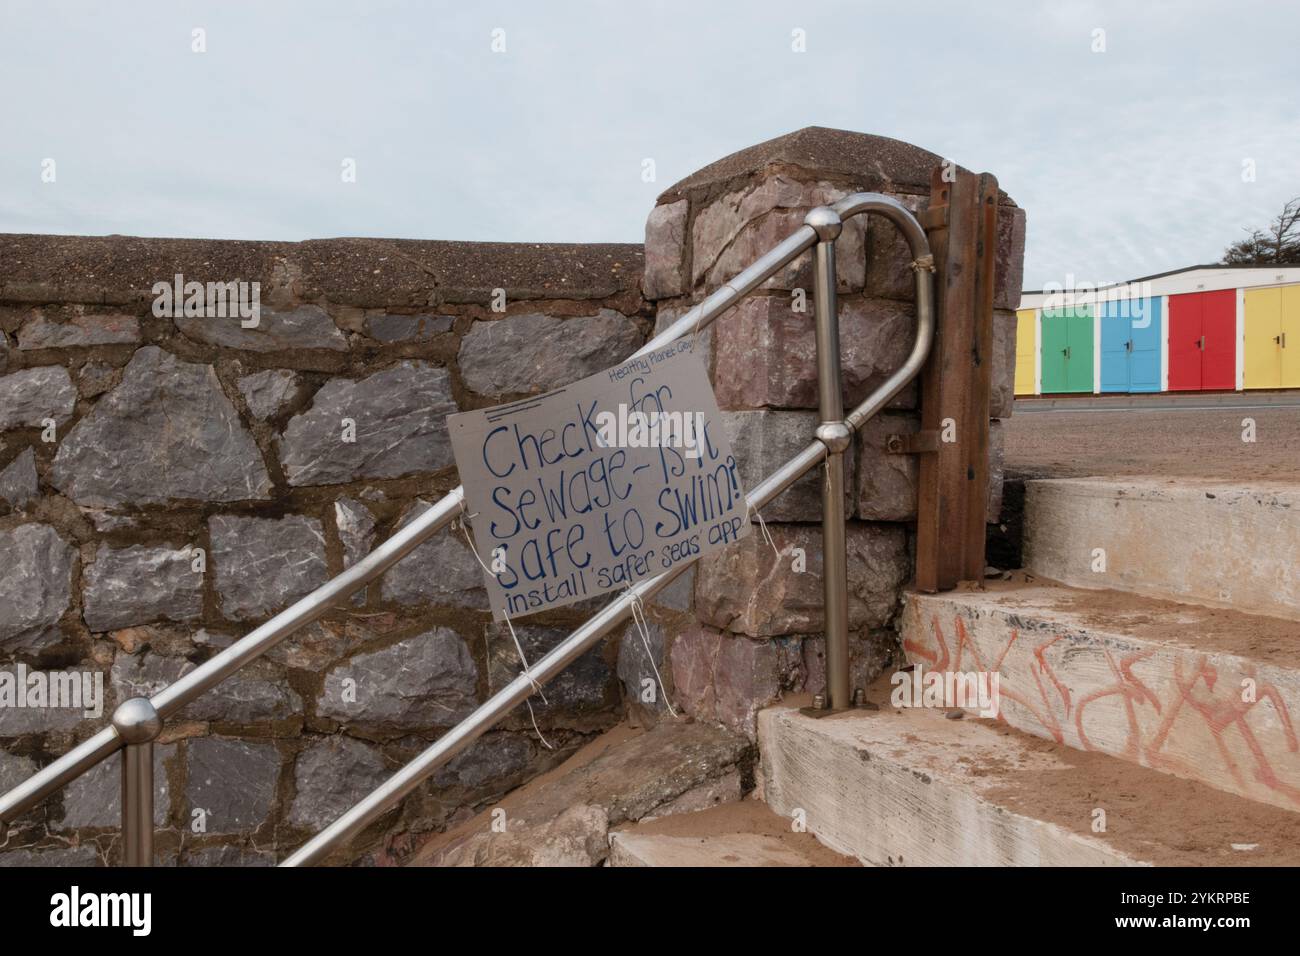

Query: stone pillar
[631,127,1025,737]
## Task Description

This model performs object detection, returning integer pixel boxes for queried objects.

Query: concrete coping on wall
[655,126,1018,209]
[0,234,646,309]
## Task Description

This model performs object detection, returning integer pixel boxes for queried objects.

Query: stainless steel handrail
[282,194,934,866]
[0,216,817,835]
[0,193,934,869]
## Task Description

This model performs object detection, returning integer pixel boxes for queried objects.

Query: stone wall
[0,126,1025,867]
[621,128,1024,739]
[0,233,649,866]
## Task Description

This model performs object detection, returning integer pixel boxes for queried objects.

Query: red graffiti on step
[905,614,1300,806]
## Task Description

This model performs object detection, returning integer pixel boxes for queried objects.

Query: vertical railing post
[806,207,852,711]
[111,698,163,867]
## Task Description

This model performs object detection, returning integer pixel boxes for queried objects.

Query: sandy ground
[1004,402,1300,480]
[615,796,859,866]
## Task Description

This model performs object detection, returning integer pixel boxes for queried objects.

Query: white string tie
[500,603,554,751]
[624,584,678,718]
[455,509,553,749]
[746,501,781,558]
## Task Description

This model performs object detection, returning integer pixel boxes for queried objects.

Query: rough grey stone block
[334,496,376,607]
[317,629,478,730]
[237,368,301,420]
[78,362,120,398]
[0,448,38,508]
[210,514,329,622]
[82,543,203,632]
[176,304,347,352]
[185,738,281,835]
[57,744,176,829]
[721,409,853,522]
[0,366,76,429]
[0,666,93,736]
[18,313,140,349]
[50,347,272,507]
[647,565,693,612]
[381,501,486,610]
[183,669,302,724]
[111,653,190,710]
[278,362,456,486]
[183,846,276,867]
[486,624,614,716]
[335,497,376,569]
[263,620,357,673]
[801,628,898,698]
[432,733,533,791]
[0,846,100,867]
[0,523,73,648]
[0,750,37,793]
[617,619,668,713]
[458,310,642,397]
[365,313,453,343]
[288,736,389,830]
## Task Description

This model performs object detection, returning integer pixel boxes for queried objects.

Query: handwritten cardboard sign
[448,340,749,621]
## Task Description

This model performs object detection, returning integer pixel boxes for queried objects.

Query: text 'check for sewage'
[448,340,749,621]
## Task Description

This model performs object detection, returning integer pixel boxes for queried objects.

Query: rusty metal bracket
[919,205,948,232]
[885,430,940,454]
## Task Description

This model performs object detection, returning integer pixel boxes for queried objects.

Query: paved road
[1004,393,1300,482]
[1016,391,1300,413]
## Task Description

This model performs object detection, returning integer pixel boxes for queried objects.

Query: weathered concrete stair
[759,699,1300,866]
[608,800,856,867]
[409,720,755,866]
[1023,477,1300,621]
[899,582,1300,811]
[757,477,1300,866]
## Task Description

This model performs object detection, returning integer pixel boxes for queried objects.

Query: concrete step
[1023,477,1300,621]
[900,581,1300,811]
[608,800,858,867]
[758,695,1300,867]
[409,721,754,867]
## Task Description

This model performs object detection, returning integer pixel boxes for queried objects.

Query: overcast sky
[2,0,1296,290]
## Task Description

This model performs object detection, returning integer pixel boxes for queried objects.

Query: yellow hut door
[1243,288,1282,389]
[1282,285,1300,389]
[1014,309,1036,395]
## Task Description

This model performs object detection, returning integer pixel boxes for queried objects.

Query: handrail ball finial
[815,421,853,453]
[804,206,842,241]
[111,697,163,745]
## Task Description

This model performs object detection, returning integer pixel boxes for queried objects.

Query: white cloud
[0,0,1295,290]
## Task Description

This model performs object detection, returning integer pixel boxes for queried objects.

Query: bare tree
[1222,197,1300,265]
